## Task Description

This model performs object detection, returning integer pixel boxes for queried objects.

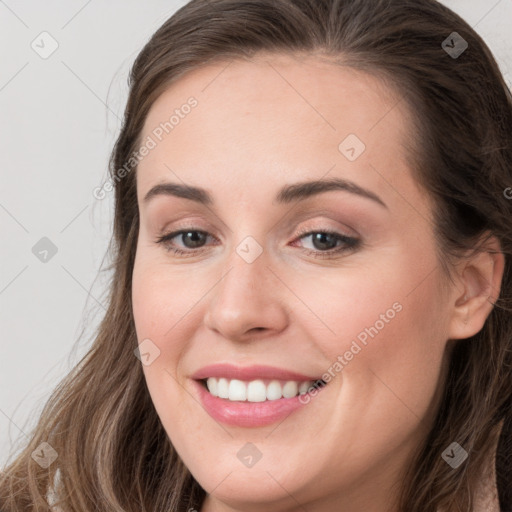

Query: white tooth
[247,380,267,402]
[282,381,298,398]
[217,378,229,399]
[228,379,247,401]
[208,378,318,401]
[298,381,310,395]
[266,380,283,401]
[206,377,218,397]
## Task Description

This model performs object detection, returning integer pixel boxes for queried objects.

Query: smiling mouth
[199,377,327,402]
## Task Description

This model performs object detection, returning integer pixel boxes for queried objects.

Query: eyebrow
[143,177,387,209]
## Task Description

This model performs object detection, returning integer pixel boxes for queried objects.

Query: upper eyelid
[162,225,354,238]
[161,215,358,238]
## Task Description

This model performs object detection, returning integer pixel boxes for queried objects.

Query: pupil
[313,233,336,250]
[184,231,205,248]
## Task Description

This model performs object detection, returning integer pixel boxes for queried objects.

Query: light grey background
[1,0,511,467]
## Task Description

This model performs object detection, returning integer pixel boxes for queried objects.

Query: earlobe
[448,235,505,340]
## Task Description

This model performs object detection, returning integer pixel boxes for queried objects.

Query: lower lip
[192,379,325,427]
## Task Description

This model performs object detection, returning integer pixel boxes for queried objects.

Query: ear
[448,233,505,340]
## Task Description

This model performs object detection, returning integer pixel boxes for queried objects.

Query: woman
[1,0,511,511]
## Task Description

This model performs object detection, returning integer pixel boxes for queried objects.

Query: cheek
[131,260,194,427]
[131,258,191,394]
[289,232,443,357]
[132,259,216,473]
[132,255,198,340]
[307,251,448,423]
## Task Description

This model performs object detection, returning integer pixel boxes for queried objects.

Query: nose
[203,243,289,342]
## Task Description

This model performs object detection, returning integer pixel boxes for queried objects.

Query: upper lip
[191,363,322,382]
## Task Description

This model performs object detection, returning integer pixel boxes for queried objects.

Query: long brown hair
[1,0,511,510]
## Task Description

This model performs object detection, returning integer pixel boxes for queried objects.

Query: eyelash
[154,225,361,259]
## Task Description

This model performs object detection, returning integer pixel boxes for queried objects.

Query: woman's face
[132,54,458,511]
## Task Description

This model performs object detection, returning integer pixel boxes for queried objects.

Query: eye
[291,227,360,258]
[155,229,214,256]
[155,227,361,259]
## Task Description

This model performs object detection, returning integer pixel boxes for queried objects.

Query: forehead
[136,52,423,213]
